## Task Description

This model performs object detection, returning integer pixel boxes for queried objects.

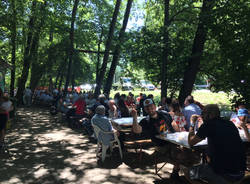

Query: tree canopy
[0,0,249,106]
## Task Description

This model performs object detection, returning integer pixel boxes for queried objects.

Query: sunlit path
[0,107,176,184]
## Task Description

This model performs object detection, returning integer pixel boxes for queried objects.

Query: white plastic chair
[91,122,123,162]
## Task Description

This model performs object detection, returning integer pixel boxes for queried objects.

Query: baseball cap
[237,108,248,117]
[143,98,155,107]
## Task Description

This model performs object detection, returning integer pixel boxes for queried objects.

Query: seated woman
[108,100,118,119]
[117,98,130,117]
[72,95,86,118]
[169,99,187,132]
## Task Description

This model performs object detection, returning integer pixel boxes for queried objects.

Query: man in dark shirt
[131,98,180,178]
[188,104,246,184]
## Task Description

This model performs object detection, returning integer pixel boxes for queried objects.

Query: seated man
[131,98,181,178]
[188,104,246,184]
[183,95,201,130]
[91,105,124,149]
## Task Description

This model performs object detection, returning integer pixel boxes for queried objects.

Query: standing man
[23,87,32,106]
[131,98,181,178]
[188,104,246,184]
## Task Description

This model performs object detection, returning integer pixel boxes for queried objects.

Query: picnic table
[156,129,250,148]
[154,129,250,181]
[111,116,145,127]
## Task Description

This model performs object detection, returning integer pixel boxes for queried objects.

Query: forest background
[0,0,249,107]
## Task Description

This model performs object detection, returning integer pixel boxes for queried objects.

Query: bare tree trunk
[16,0,37,104]
[29,1,48,92]
[64,0,79,96]
[178,0,214,105]
[161,0,170,99]
[104,0,133,97]
[94,0,121,97]
[96,26,103,84]
[10,0,16,97]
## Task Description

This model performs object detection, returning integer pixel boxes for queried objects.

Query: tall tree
[94,0,121,97]
[161,0,170,98]
[9,0,17,97]
[104,0,133,97]
[64,0,80,96]
[16,0,37,104]
[178,0,214,105]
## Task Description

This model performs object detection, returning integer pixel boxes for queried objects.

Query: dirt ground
[0,107,187,184]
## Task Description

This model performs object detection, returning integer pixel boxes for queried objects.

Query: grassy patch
[110,89,231,110]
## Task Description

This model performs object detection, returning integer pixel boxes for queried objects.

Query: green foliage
[201,0,250,105]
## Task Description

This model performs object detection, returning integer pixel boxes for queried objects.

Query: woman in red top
[73,95,86,116]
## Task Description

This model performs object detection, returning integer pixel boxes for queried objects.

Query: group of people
[19,87,250,183]
[67,91,249,183]
[131,96,249,183]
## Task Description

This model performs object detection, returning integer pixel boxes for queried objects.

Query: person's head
[95,105,105,115]
[170,99,181,113]
[184,95,194,106]
[237,108,248,121]
[120,94,126,100]
[148,94,154,99]
[166,97,172,106]
[143,98,157,117]
[108,100,116,109]
[114,92,120,99]
[201,104,220,121]
[98,94,106,103]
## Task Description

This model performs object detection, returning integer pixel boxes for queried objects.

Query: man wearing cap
[131,98,181,178]
[238,108,250,142]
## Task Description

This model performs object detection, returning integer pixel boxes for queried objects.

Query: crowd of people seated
[17,86,250,183]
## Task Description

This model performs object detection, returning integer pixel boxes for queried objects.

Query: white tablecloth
[156,129,249,149]
[112,116,145,126]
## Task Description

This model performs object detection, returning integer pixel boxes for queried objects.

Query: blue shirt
[91,114,114,145]
[183,103,201,129]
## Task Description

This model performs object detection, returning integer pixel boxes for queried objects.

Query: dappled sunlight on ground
[0,106,182,184]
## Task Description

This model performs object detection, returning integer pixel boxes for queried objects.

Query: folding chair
[91,122,123,162]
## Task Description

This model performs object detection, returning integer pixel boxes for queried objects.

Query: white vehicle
[80,84,92,91]
[120,77,133,91]
[140,80,155,91]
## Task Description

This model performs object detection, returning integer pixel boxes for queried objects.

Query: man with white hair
[91,105,123,148]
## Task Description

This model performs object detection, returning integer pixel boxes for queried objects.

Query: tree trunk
[96,26,104,84]
[178,0,214,105]
[64,0,79,96]
[104,0,133,97]
[58,73,64,91]
[29,1,48,92]
[161,0,170,99]
[16,0,37,104]
[10,0,16,97]
[94,0,121,97]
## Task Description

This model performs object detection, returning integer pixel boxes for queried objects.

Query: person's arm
[131,107,142,134]
[188,114,203,146]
